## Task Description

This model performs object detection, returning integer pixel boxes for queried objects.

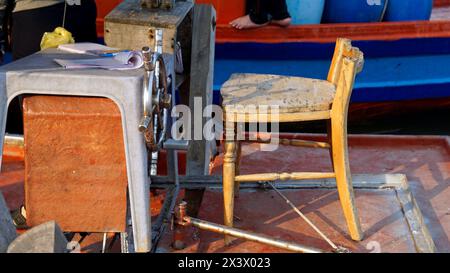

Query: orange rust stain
[216,20,450,44]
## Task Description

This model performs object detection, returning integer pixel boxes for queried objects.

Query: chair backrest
[327,38,364,113]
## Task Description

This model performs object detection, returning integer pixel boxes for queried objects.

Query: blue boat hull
[384,0,433,22]
[213,38,450,104]
[287,0,325,25]
[322,0,387,23]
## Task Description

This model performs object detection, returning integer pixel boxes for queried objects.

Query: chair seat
[221,73,336,114]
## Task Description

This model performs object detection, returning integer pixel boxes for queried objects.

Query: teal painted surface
[384,0,433,22]
[322,0,388,23]
[287,0,325,25]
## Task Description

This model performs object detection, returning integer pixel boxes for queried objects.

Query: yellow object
[40,27,75,50]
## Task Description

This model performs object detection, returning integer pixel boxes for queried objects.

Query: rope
[62,1,68,28]
[266,182,339,250]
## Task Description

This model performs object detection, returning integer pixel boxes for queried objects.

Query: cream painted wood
[244,138,330,149]
[223,120,237,245]
[225,110,331,123]
[329,57,364,241]
[235,172,336,182]
[235,141,242,197]
[221,74,336,114]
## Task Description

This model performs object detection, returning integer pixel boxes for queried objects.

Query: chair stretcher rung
[279,139,330,149]
[235,172,336,182]
[243,138,330,149]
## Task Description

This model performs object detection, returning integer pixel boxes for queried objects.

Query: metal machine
[139,29,173,176]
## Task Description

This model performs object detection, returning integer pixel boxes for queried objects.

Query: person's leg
[64,0,98,43]
[230,0,270,30]
[11,4,66,60]
[268,0,291,27]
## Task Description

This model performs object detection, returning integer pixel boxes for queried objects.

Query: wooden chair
[220,38,364,245]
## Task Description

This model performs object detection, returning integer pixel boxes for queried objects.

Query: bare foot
[271,17,292,27]
[229,15,268,30]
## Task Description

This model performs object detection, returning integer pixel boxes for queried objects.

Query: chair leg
[223,139,236,245]
[331,118,364,241]
[234,141,242,197]
[326,120,334,170]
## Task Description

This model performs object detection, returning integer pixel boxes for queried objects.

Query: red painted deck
[1,134,449,253]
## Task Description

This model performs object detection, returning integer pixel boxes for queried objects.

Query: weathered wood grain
[221,73,336,114]
[106,0,193,28]
[186,4,216,176]
[220,39,365,242]
[104,0,194,53]
[184,4,216,218]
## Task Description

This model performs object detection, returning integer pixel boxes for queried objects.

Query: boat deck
[1,134,448,253]
[155,135,449,253]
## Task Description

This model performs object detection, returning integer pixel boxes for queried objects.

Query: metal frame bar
[173,201,323,253]
[152,173,436,253]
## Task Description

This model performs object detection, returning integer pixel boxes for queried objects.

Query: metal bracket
[171,201,324,253]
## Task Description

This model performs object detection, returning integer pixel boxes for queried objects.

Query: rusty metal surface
[23,96,128,233]
[1,133,448,252]
[154,135,448,253]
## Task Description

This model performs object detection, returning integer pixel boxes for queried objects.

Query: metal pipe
[181,216,323,253]
[141,46,155,120]
[163,139,189,150]
[157,108,169,149]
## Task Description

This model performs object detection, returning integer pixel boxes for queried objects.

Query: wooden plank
[105,22,176,52]
[235,172,336,182]
[186,4,216,176]
[329,44,364,241]
[221,74,336,114]
[226,110,331,123]
[105,0,193,28]
[184,4,216,217]
[279,139,330,149]
[215,20,450,44]
[104,1,193,53]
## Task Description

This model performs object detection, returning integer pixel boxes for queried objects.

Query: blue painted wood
[384,0,433,22]
[213,40,450,104]
[287,0,325,25]
[322,0,387,23]
[216,38,450,60]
